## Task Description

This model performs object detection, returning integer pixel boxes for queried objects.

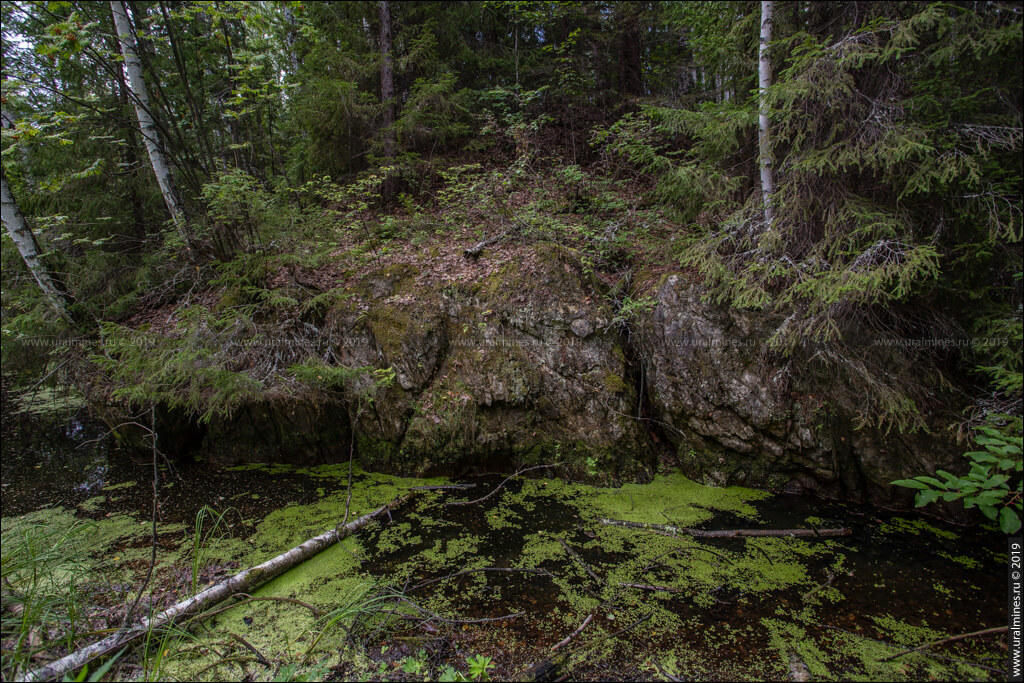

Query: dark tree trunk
[379,0,397,201]
[617,15,643,96]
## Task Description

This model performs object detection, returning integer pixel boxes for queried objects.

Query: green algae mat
[1,457,1009,682]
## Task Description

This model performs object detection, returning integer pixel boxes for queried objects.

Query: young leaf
[999,507,1022,535]
[892,478,930,489]
[979,504,999,521]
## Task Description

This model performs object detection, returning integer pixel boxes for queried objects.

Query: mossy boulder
[320,243,650,479]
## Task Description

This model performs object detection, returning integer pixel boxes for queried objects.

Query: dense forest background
[1,1,1021,508]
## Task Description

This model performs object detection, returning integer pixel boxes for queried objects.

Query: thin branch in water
[229,633,269,667]
[557,538,603,585]
[120,406,160,630]
[409,567,552,592]
[551,614,594,652]
[445,464,559,507]
[410,484,477,491]
[618,582,686,594]
[599,518,851,538]
[879,626,1008,662]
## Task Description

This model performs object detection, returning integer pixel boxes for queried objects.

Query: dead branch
[605,611,654,639]
[552,614,594,651]
[557,538,602,585]
[599,518,851,538]
[409,567,552,591]
[879,625,1008,662]
[464,232,509,258]
[195,594,326,621]
[445,464,558,507]
[17,493,414,683]
[618,582,686,594]
[121,407,160,630]
[229,633,269,667]
[409,484,477,491]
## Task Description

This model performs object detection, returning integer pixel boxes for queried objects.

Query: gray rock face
[117,244,965,512]
[319,243,651,480]
[638,274,962,507]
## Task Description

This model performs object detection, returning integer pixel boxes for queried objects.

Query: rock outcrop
[639,274,962,507]
[322,243,651,480]
[105,243,966,509]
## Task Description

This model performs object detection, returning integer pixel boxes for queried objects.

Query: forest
[1,1,1022,681]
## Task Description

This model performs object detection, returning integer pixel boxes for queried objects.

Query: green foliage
[893,417,1023,533]
[1,519,94,681]
[90,312,266,423]
[608,295,657,333]
[466,654,496,681]
[187,506,236,594]
[198,168,274,260]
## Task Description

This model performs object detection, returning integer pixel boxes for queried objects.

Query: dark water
[0,402,1010,681]
[354,478,1008,680]
[0,405,333,525]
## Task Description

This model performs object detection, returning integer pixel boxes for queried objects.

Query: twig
[409,567,552,591]
[229,633,269,667]
[557,538,603,585]
[599,518,851,538]
[409,484,477,491]
[803,571,834,602]
[194,595,324,623]
[618,582,686,594]
[655,662,685,682]
[121,406,160,629]
[748,543,775,566]
[552,614,594,651]
[604,611,654,639]
[815,622,1004,674]
[195,655,254,678]
[879,626,1008,662]
[446,464,558,506]
[642,545,733,571]
[395,609,525,625]
[336,404,363,539]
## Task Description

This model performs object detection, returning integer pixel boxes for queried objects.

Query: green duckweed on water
[1,457,1008,682]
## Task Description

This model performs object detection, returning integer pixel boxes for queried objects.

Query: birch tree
[1,170,70,319]
[757,0,775,229]
[109,0,188,237]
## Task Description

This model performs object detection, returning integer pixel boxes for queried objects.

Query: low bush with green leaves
[893,418,1023,534]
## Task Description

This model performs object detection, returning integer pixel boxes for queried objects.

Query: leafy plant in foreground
[893,419,1023,534]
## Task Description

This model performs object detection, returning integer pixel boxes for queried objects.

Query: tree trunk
[17,493,413,683]
[281,4,301,75]
[616,7,642,96]
[158,0,217,176]
[1,170,70,320]
[379,0,397,201]
[758,0,776,229]
[109,0,188,239]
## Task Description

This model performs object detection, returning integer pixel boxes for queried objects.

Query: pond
[0,401,1009,681]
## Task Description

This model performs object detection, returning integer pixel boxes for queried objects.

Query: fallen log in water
[17,493,415,683]
[598,518,851,538]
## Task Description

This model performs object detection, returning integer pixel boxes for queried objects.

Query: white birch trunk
[758,0,776,229]
[109,0,186,232]
[1,170,69,319]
